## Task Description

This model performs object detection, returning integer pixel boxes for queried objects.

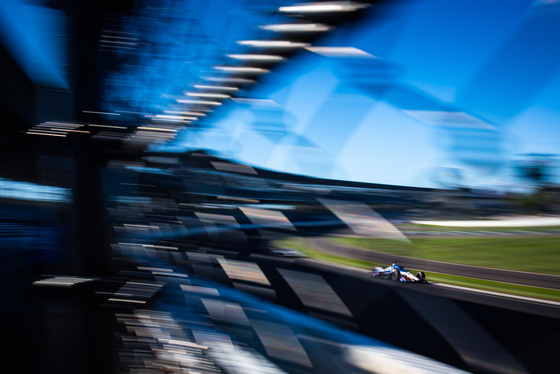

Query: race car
[368,262,427,283]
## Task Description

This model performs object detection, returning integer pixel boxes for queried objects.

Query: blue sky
[163,0,560,192]
[0,0,67,88]
[3,0,558,191]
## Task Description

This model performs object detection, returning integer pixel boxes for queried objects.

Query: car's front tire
[391,270,400,281]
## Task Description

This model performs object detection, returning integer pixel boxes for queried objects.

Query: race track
[313,238,560,290]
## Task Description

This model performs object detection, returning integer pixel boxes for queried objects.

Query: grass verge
[422,272,560,302]
[332,236,560,275]
[398,224,560,232]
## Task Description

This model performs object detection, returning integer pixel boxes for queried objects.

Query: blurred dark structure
[1,1,559,374]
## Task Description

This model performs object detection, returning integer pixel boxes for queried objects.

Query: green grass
[399,224,560,232]
[421,272,560,302]
[272,236,560,302]
[333,236,560,275]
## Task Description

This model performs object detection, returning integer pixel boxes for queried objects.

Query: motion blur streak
[278,268,353,316]
[2,1,559,373]
[217,258,272,286]
[0,0,67,88]
[0,177,71,202]
[405,292,528,374]
[251,319,313,367]
[318,198,409,241]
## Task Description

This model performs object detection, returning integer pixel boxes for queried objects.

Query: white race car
[368,262,427,283]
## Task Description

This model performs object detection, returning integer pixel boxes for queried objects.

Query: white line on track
[434,282,560,307]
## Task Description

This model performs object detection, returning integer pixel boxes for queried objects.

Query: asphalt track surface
[313,238,560,290]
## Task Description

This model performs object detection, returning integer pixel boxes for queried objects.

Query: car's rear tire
[416,271,426,282]
[392,270,400,281]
